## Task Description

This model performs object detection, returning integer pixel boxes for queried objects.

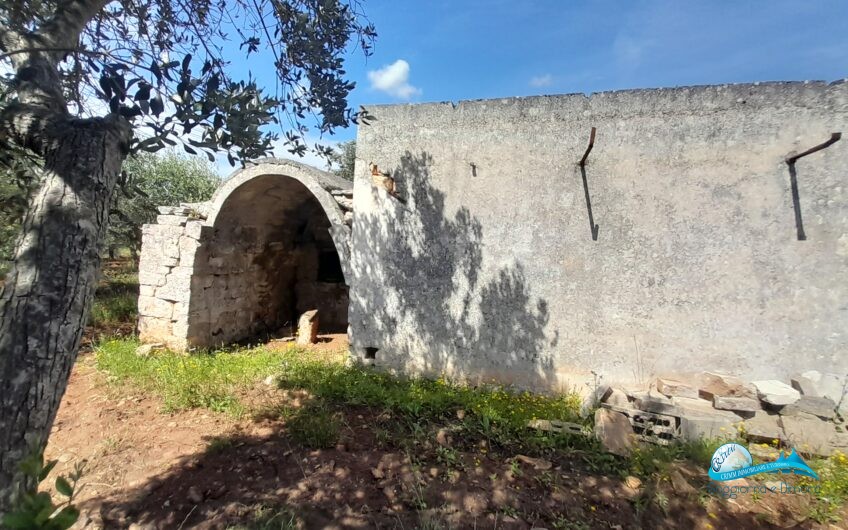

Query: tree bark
[0,114,130,516]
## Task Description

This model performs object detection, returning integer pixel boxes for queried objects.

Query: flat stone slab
[656,378,699,399]
[779,413,837,456]
[740,411,784,442]
[753,380,800,406]
[697,372,755,400]
[779,396,836,420]
[603,388,631,408]
[633,390,677,415]
[713,395,762,412]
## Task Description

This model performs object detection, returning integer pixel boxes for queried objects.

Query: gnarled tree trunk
[0,114,130,514]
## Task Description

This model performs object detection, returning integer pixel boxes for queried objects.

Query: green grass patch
[89,261,139,327]
[806,451,848,523]
[95,338,288,415]
[276,353,582,438]
[286,405,341,449]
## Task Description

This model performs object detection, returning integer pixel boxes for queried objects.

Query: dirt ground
[45,337,844,530]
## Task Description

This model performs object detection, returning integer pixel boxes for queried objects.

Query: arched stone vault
[137,159,353,350]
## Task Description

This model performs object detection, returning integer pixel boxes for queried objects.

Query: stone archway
[137,159,353,350]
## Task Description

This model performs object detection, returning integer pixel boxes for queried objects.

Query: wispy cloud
[529,74,553,88]
[367,59,421,100]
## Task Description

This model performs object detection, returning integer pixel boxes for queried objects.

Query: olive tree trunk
[0,115,130,515]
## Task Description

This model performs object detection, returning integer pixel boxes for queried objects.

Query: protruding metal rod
[579,126,597,168]
[578,127,599,240]
[785,133,841,164]
[784,133,841,241]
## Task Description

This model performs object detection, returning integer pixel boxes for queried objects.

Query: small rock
[456,409,466,420]
[780,396,836,420]
[594,408,635,456]
[335,443,347,452]
[187,486,204,504]
[624,476,642,490]
[603,388,631,408]
[515,455,552,471]
[656,378,699,399]
[296,310,319,346]
[371,467,385,479]
[713,395,762,412]
[263,375,276,386]
[436,428,451,447]
[429,467,439,478]
[753,380,801,406]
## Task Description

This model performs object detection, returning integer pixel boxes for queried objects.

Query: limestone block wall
[137,207,204,350]
[349,81,848,391]
[138,160,353,350]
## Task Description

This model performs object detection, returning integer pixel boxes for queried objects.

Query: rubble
[589,371,845,457]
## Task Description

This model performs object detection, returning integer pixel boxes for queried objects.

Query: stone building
[138,80,848,391]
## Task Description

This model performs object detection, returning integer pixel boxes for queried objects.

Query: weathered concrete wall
[138,160,353,350]
[349,81,848,391]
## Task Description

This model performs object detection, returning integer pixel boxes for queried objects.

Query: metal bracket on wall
[784,132,841,241]
[579,127,599,241]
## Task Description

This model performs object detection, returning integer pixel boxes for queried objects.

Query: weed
[508,459,523,479]
[807,450,848,523]
[3,451,85,530]
[435,446,461,470]
[286,405,341,449]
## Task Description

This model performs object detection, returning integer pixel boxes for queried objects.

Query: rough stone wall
[138,160,353,350]
[349,81,848,391]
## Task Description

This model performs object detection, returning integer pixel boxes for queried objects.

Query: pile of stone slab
[593,371,847,457]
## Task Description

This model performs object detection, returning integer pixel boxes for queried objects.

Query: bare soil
[46,337,843,529]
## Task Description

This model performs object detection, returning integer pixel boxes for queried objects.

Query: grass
[285,406,341,449]
[806,450,848,522]
[89,260,139,329]
[95,338,289,415]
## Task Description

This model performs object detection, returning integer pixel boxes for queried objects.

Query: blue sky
[249,0,848,165]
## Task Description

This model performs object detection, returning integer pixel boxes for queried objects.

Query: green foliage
[285,406,341,449]
[329,140,356,181]
[95,339,288,415]
[807,451,848,522]
[2,1,376,163]
[108,151,220,254]
[2,452,84,530]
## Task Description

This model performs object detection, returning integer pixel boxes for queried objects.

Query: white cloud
[529,74,553,88]
[367,59,421,100]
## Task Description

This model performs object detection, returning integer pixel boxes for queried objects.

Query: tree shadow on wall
[351,151,559,390]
